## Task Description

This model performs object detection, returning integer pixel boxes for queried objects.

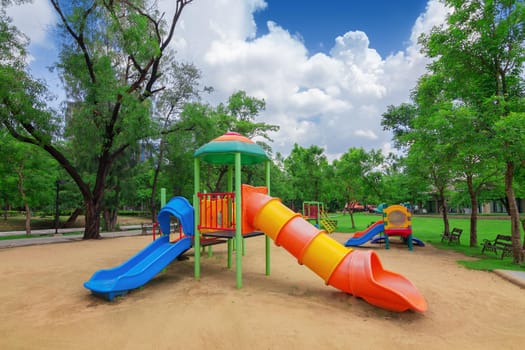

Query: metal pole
[54,180,60,235]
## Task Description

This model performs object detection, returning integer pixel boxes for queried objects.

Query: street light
[54,179,67,235]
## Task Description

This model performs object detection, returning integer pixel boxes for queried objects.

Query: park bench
[481,234,513,259]
[441,227,463,244]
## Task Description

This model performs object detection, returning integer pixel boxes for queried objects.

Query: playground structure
[344,204,425,249]
[302,201,337,233]
[84,132,427,312]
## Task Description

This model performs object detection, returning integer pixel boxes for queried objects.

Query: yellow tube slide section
[242,185,427,312]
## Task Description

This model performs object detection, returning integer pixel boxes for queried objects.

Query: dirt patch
[0,233,524,349]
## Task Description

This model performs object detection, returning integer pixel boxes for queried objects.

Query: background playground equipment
[344,204,425,250]
[302,201,337,233]
[84,132,426,312]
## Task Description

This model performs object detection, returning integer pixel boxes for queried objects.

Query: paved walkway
[0,226,145,249]
[493,269,525,289]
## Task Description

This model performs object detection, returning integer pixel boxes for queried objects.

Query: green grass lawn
[2,211,524,271]
[330,212,525,271]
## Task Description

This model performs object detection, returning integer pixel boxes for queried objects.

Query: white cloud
[169,0,449,160]
[354,129,378,140]
[6,1,56,48]
[10,0,450,161]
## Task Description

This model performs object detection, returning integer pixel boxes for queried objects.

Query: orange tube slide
[242,185,427,312]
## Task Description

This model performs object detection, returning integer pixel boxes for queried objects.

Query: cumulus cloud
[169,0,449,160]
[9,0,449,161]
[6,1,56,48]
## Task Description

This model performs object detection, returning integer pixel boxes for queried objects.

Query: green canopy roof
[194,132,269,165]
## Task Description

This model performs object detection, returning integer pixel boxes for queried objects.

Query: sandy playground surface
[0,233,524,350]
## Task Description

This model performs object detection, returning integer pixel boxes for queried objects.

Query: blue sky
[254,1,429,57]
[8,0,448,160]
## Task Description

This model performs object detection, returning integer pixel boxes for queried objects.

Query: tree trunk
[16,167,31,235]
[504,161,523,263]
[24,202,31,235]
[63,208,82,228]
[466,175,478,247]
[346,199,357,228]
[2,200,8,221]
[83,200,102,239]
[350,210,356,229]
[102,208,118,232]
[521,219,525,254]
[439,188,450,235]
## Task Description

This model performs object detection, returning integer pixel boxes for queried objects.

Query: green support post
[227,239,232,269]
[161,188,166,208]
[265,161,271,276]
[194,158,201,279]
[160,188,167,236]
[227,165,233,268]
[235,153,242,288]
[407,234,413,251]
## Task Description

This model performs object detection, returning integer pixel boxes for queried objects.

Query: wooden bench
[481,234,513,259]
[441,227,463,244]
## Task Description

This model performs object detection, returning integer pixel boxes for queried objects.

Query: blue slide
[344,222,384,247]
[84,196,195,301]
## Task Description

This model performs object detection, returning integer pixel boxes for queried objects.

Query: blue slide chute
[158,196,194,236]
[84,196,195,301]
[344,222,384,247]
[84,236,192,301]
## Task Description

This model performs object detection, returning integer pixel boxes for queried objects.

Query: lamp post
[54,179,66,235]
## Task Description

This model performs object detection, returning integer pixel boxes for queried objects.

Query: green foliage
[333,147,384,206]
[381,103,417,149]
[1,0,195,238]
[161,91,278,195]
[0,128,60,213]
[284,144,328,204]
[495,111,525,162]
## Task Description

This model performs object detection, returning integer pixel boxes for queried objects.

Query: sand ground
[0,233,524,350]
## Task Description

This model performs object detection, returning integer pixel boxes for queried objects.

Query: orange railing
[198,192,236,231]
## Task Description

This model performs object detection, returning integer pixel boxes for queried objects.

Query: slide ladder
[319,210,337,233]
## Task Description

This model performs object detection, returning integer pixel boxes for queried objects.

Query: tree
[421,0,525,261]
[381,103,418,151]
[333,148,384,228]
[284,144,329,209]
[178,91,278,193]
[148,61,210,222]
[447,106,502,247]
[1,1,194,239]
[3,136,58,233]
[383,81,458,235]
[149,91,279,201]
